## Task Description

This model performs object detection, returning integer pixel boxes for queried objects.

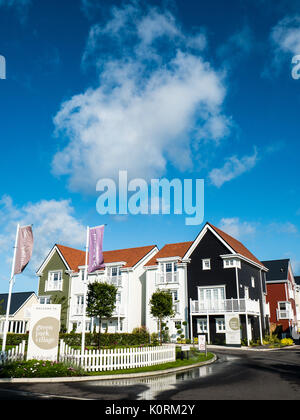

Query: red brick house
[262,259,298,338]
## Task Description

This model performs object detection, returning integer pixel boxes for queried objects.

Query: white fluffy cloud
[0,196,86,273]
[208,148,258,188]
[269,14,300,73]
[52,3,230,194]
[219,217,256,239]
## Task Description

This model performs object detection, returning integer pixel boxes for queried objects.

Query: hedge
[0,330,151,348]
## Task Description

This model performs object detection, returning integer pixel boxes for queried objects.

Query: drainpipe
[235,266,240,301]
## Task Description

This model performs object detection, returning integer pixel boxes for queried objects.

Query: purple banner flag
[88,225,105,273]
[14,225,34,275]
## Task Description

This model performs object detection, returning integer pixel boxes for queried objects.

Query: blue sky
[0,0,300,293]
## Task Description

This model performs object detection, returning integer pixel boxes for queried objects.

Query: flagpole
[81,226,90,360]
[2,224,20,352]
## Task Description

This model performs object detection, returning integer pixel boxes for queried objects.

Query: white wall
[145,263,189,341]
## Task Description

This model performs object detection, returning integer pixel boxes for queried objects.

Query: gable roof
[207,223,265,268]
[145,241,193,266]
[295,276,300,286]
[55,244,157,272]
[145,222,265,269]
[261,259,290,281]
[0,292,36,316]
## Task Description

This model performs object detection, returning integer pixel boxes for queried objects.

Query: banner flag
[13,225,34,275]
[88,225,105,273]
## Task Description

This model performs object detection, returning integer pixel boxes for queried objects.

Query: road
[0,346,299,400]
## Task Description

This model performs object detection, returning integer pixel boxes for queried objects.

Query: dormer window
[202,259,211,270]
[223,258,241,269]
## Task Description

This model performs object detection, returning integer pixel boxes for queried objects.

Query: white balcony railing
[73,304,125,317]
[45,280,63,292]
[155,272,179,285]
[104,276,122,287]
[276,309,294,320]
[190,298,260,315]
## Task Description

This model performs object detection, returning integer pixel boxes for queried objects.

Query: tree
[150,290,174,345]
[86,282,118,348]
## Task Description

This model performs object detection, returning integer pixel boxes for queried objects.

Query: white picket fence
[0,340,26,365]
[59,340,176,372]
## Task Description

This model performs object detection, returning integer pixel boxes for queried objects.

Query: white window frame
[39,296,51,305]
[46,270,63,291]
[197,319,208,333]
[251,277,255,288]
[216,318,226,333]
[202,259,211,270]
[223,259,241,269]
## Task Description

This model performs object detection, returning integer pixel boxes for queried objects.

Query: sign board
[225,313,241,345]
[27,304,61,361]
[181,345,191,351]
[198,334,206,352]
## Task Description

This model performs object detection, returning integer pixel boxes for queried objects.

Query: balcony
[100,276,122,287]
[72,304,125,317]
[155,272,179,285]
[45,280,63,292]
[276,309,294,320]
[190,298,260,315]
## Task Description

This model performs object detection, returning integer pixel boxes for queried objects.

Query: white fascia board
[156,256,181,262]
[220,253,268,271]
[132,246,159,270]
[36,245,71,276]
[183,223,235,260]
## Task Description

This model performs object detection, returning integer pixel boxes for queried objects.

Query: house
[0,292,38,335]
[36,243,158,333]
[145,222,270,345]
[262,259,298,338]
[294,276,300,333]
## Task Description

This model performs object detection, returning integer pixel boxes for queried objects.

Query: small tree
[150,290,174,345]
[86,282,117,348]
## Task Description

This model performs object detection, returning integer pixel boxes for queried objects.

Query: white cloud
[219,217,256,239]
[208,148,258,188]
[268,15,300,73]
[271,15,300,55]
[0,196,86,273]
[53,3,230,194]
[267,222,298,234]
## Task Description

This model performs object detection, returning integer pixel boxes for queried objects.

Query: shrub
[0,360,87,378]
[280,338,294,346]
[59,330,150,348]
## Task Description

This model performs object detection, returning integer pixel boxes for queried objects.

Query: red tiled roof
[56,244,157,272]
[145,222,264,268]
[207,223,265,267]
[145,241,193,266]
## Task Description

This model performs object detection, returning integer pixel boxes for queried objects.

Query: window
[166,263,172,272]
[39,296,51,305]
[244,287,249,299]
[198,286,225,310]
[202,259,211,270]
[46,271,63,291]
[116,292,121,303]
[251,277,255,288]
[197,319,207,333]
[223,259,241,269]
[80,270,85,281]
[216,318,226,333]
[175,321,181,329]
[170,290,178,302]
[157,262,179,284]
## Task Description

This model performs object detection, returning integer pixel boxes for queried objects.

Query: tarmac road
[0,346,299,400]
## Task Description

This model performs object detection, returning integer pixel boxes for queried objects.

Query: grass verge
[0,351,214,379]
